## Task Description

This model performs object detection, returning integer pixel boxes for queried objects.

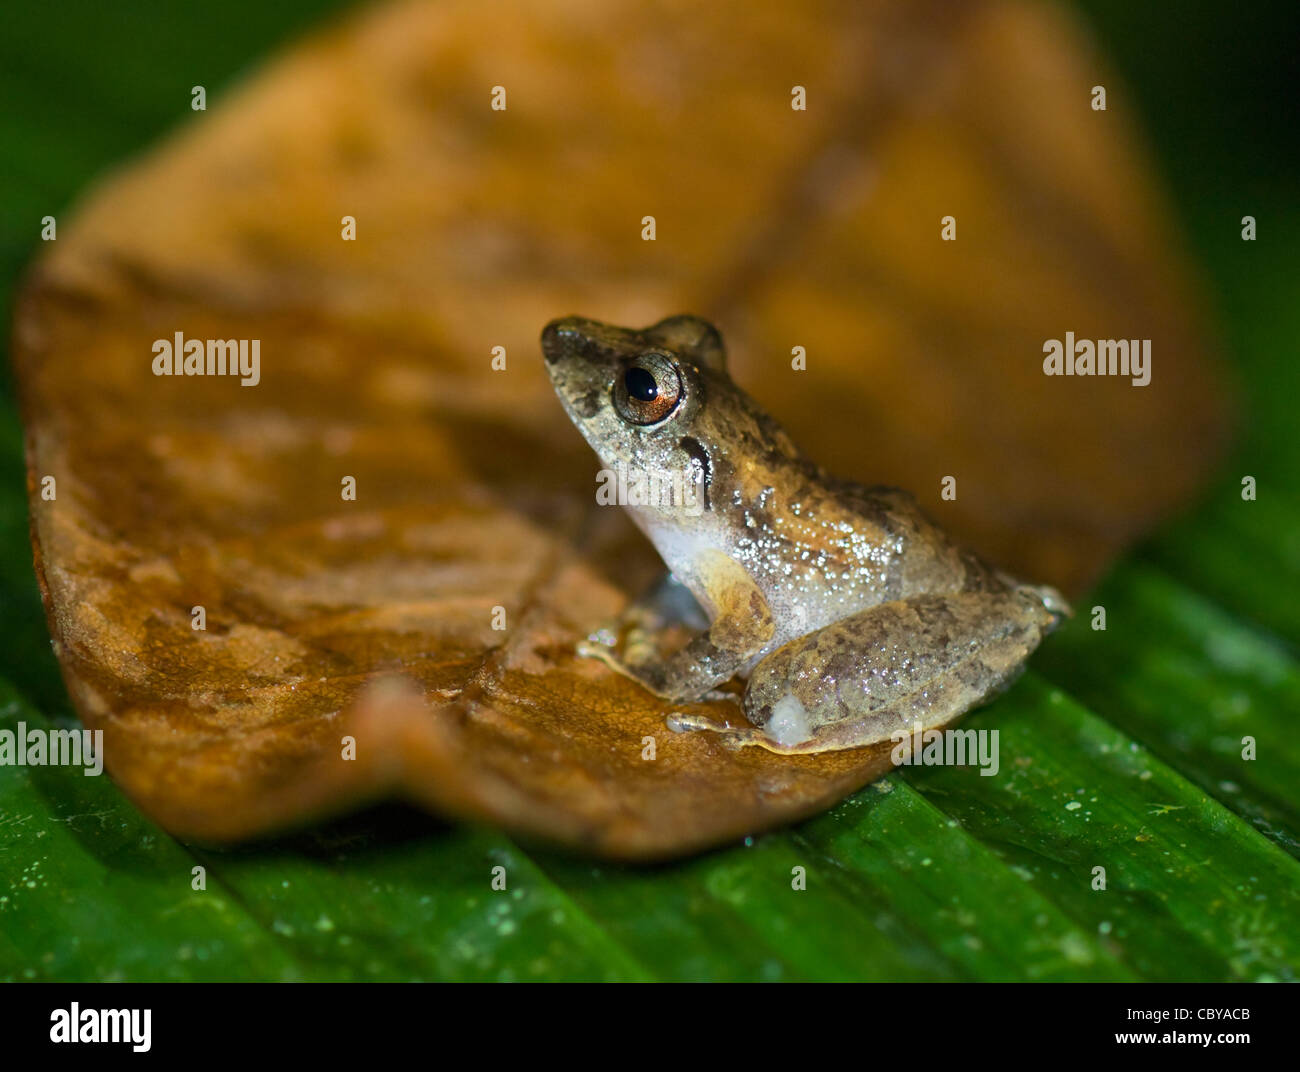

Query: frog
[540,313,1071,755]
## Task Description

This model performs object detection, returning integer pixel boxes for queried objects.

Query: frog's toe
[1018,583,1072,626]
[576,638,622,669]
[665,712,720,735]
[665,712,770,750]
[1039,585,1073,619]
[579,628,618,652]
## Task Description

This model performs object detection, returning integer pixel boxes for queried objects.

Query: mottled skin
[541,314,1070,754]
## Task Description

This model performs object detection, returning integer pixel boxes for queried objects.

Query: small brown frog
[541,314,1070,754]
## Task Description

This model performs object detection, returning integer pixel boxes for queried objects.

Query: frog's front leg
[579,570,709,672]
[684,587,1064,755]
[578,551,773,701]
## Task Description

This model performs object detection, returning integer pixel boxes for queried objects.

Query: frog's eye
[612,352,682,426]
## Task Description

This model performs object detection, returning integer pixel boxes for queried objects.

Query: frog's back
[755,465,1009,615]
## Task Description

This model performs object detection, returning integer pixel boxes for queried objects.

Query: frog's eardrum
[14,0,1229,857]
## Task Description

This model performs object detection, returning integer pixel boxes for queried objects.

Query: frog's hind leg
[680,588,1063,755]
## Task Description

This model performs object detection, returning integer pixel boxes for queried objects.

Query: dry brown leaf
[13,0,1229,858]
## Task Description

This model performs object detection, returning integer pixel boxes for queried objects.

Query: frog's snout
[541,317,582,364]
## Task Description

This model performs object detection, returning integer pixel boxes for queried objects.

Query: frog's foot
[576,636,641,677]
[576,635,682,699]
[667,711,856,754]
[578,615,660,668]
[665,709,807,753]
[667,712,761,749]
[576,608,687,676]
[581,637,744,709]
[578,561,773,703]
[580,572,709,670]
[619,625,662,668]
[1019,583,1072,626]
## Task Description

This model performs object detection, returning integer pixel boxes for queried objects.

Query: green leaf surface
[2,0,1297,981]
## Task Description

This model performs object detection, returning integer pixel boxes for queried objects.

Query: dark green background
[1,1,1297,980]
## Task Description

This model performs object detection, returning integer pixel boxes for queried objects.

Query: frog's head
[540,313,726,479]
[544,314,751,520]
[542,312,803,551]
[538,311,800,543]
